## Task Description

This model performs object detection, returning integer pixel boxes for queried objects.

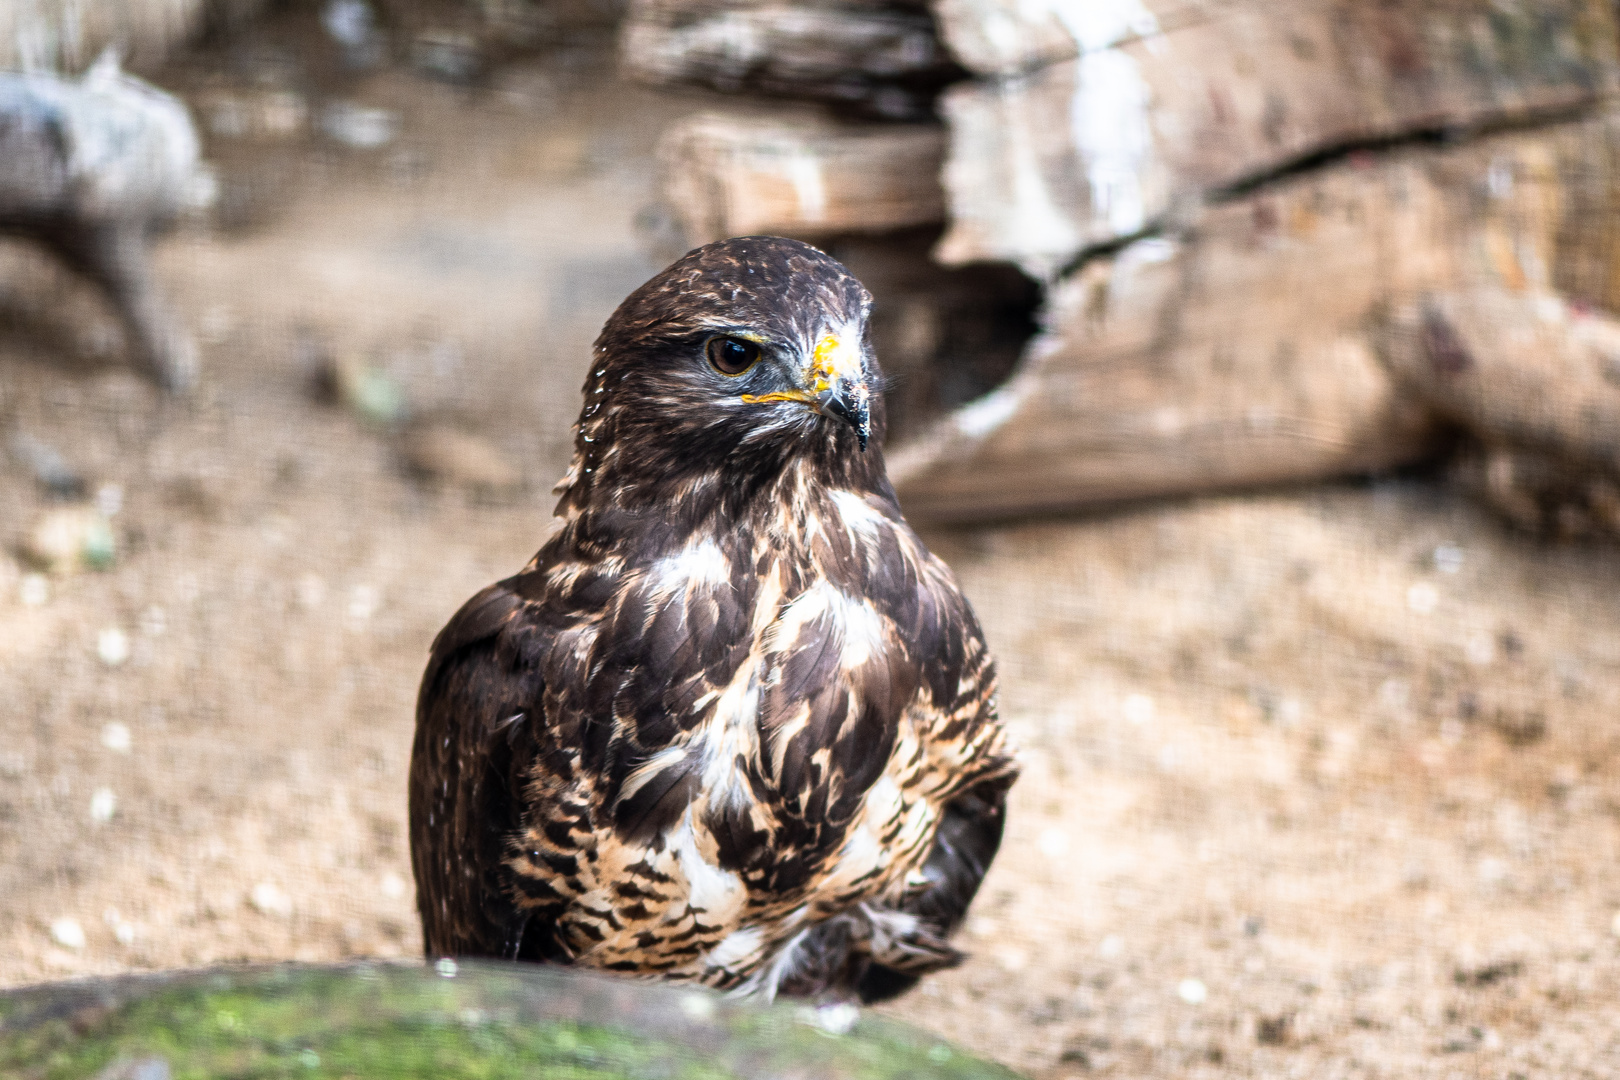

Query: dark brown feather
[409,236,1017,998]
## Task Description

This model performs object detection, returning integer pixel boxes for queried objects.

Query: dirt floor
[5,8,1620,1078]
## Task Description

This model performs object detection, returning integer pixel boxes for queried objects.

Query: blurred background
[4,0,1620,1075]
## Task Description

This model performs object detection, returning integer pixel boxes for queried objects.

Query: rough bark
[619,0,963,119]
[894,116,1620,523]
[1383,286,1620,470]
[895,161,1442,521]
[1381,285,1620,537]
[934,0,1620,276]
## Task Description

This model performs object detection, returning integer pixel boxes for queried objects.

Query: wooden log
[934,0,1620,276]
[658,110,947,243]
[930,0,1206,80]
[895,113,1620,523]
[1452,443,1620,538]
[619,0,962,119]
[1379,285,1620,536]
[1383,288,1620,469]
[894,165,1443,521]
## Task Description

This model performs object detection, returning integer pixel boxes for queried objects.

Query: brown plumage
[409,236,1017,1001]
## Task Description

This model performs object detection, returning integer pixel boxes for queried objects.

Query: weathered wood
[1378,284,1620,536]
[1383,287,1620,471]
[1453,442,1620,537]
[930,0,1207,80]
[893,118,1620,523]
[895,162,1442,521]
[658,110,947,243]
[934,0,1620,276]
[619,0,962,119]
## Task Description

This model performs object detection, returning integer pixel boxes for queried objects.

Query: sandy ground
[5,9,1620,1078]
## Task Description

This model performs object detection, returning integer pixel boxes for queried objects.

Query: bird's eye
[706,336,760,376]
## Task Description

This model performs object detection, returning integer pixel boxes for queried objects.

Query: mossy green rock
[0,960,1023,1080]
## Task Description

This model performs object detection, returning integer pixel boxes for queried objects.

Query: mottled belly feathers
[408,237,1017,1001]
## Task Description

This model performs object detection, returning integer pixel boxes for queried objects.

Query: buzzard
[409,236,1017,1002]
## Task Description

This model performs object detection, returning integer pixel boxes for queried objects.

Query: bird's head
[560,236,885,514]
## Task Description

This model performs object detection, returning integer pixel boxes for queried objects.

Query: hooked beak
[807,331,871,452]
[740,330,873,451]
[817,379,871,452]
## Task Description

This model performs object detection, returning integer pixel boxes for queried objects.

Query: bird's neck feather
[547,452,896,570]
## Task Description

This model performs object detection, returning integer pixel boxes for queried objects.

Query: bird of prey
[409,235,1017,1002]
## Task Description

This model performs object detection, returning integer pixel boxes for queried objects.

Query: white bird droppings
[1177,978,1208,1004]
[1037,827,1070,857]
[97,627,130,666]
[50,918,86,950]
[320,101,397,148]
[954,385,1022,439]
[1465,630,1496,667]
[101,722,132,753]
[104,907,136,945]
[679,993,716,1022]
[1123,693,1155,725]
[89,788,117,823]
[95,483,124,517]
[1098,934,1124,959]
[348,583,380,620]
[19,573,49,607]
[997,946,1029,972]
[250,881,293,917]
[1406,582,1439,615]
[380,872,407,899]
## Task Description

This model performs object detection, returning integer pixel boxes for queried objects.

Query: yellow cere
[741,332,860,408]
[808,333,859,392]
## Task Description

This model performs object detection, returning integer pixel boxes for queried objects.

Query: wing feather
[410,578,556,960]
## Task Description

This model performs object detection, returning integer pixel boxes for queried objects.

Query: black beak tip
[819,385,871,452]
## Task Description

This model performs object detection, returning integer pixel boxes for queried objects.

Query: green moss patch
[0,962,1022,1080]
